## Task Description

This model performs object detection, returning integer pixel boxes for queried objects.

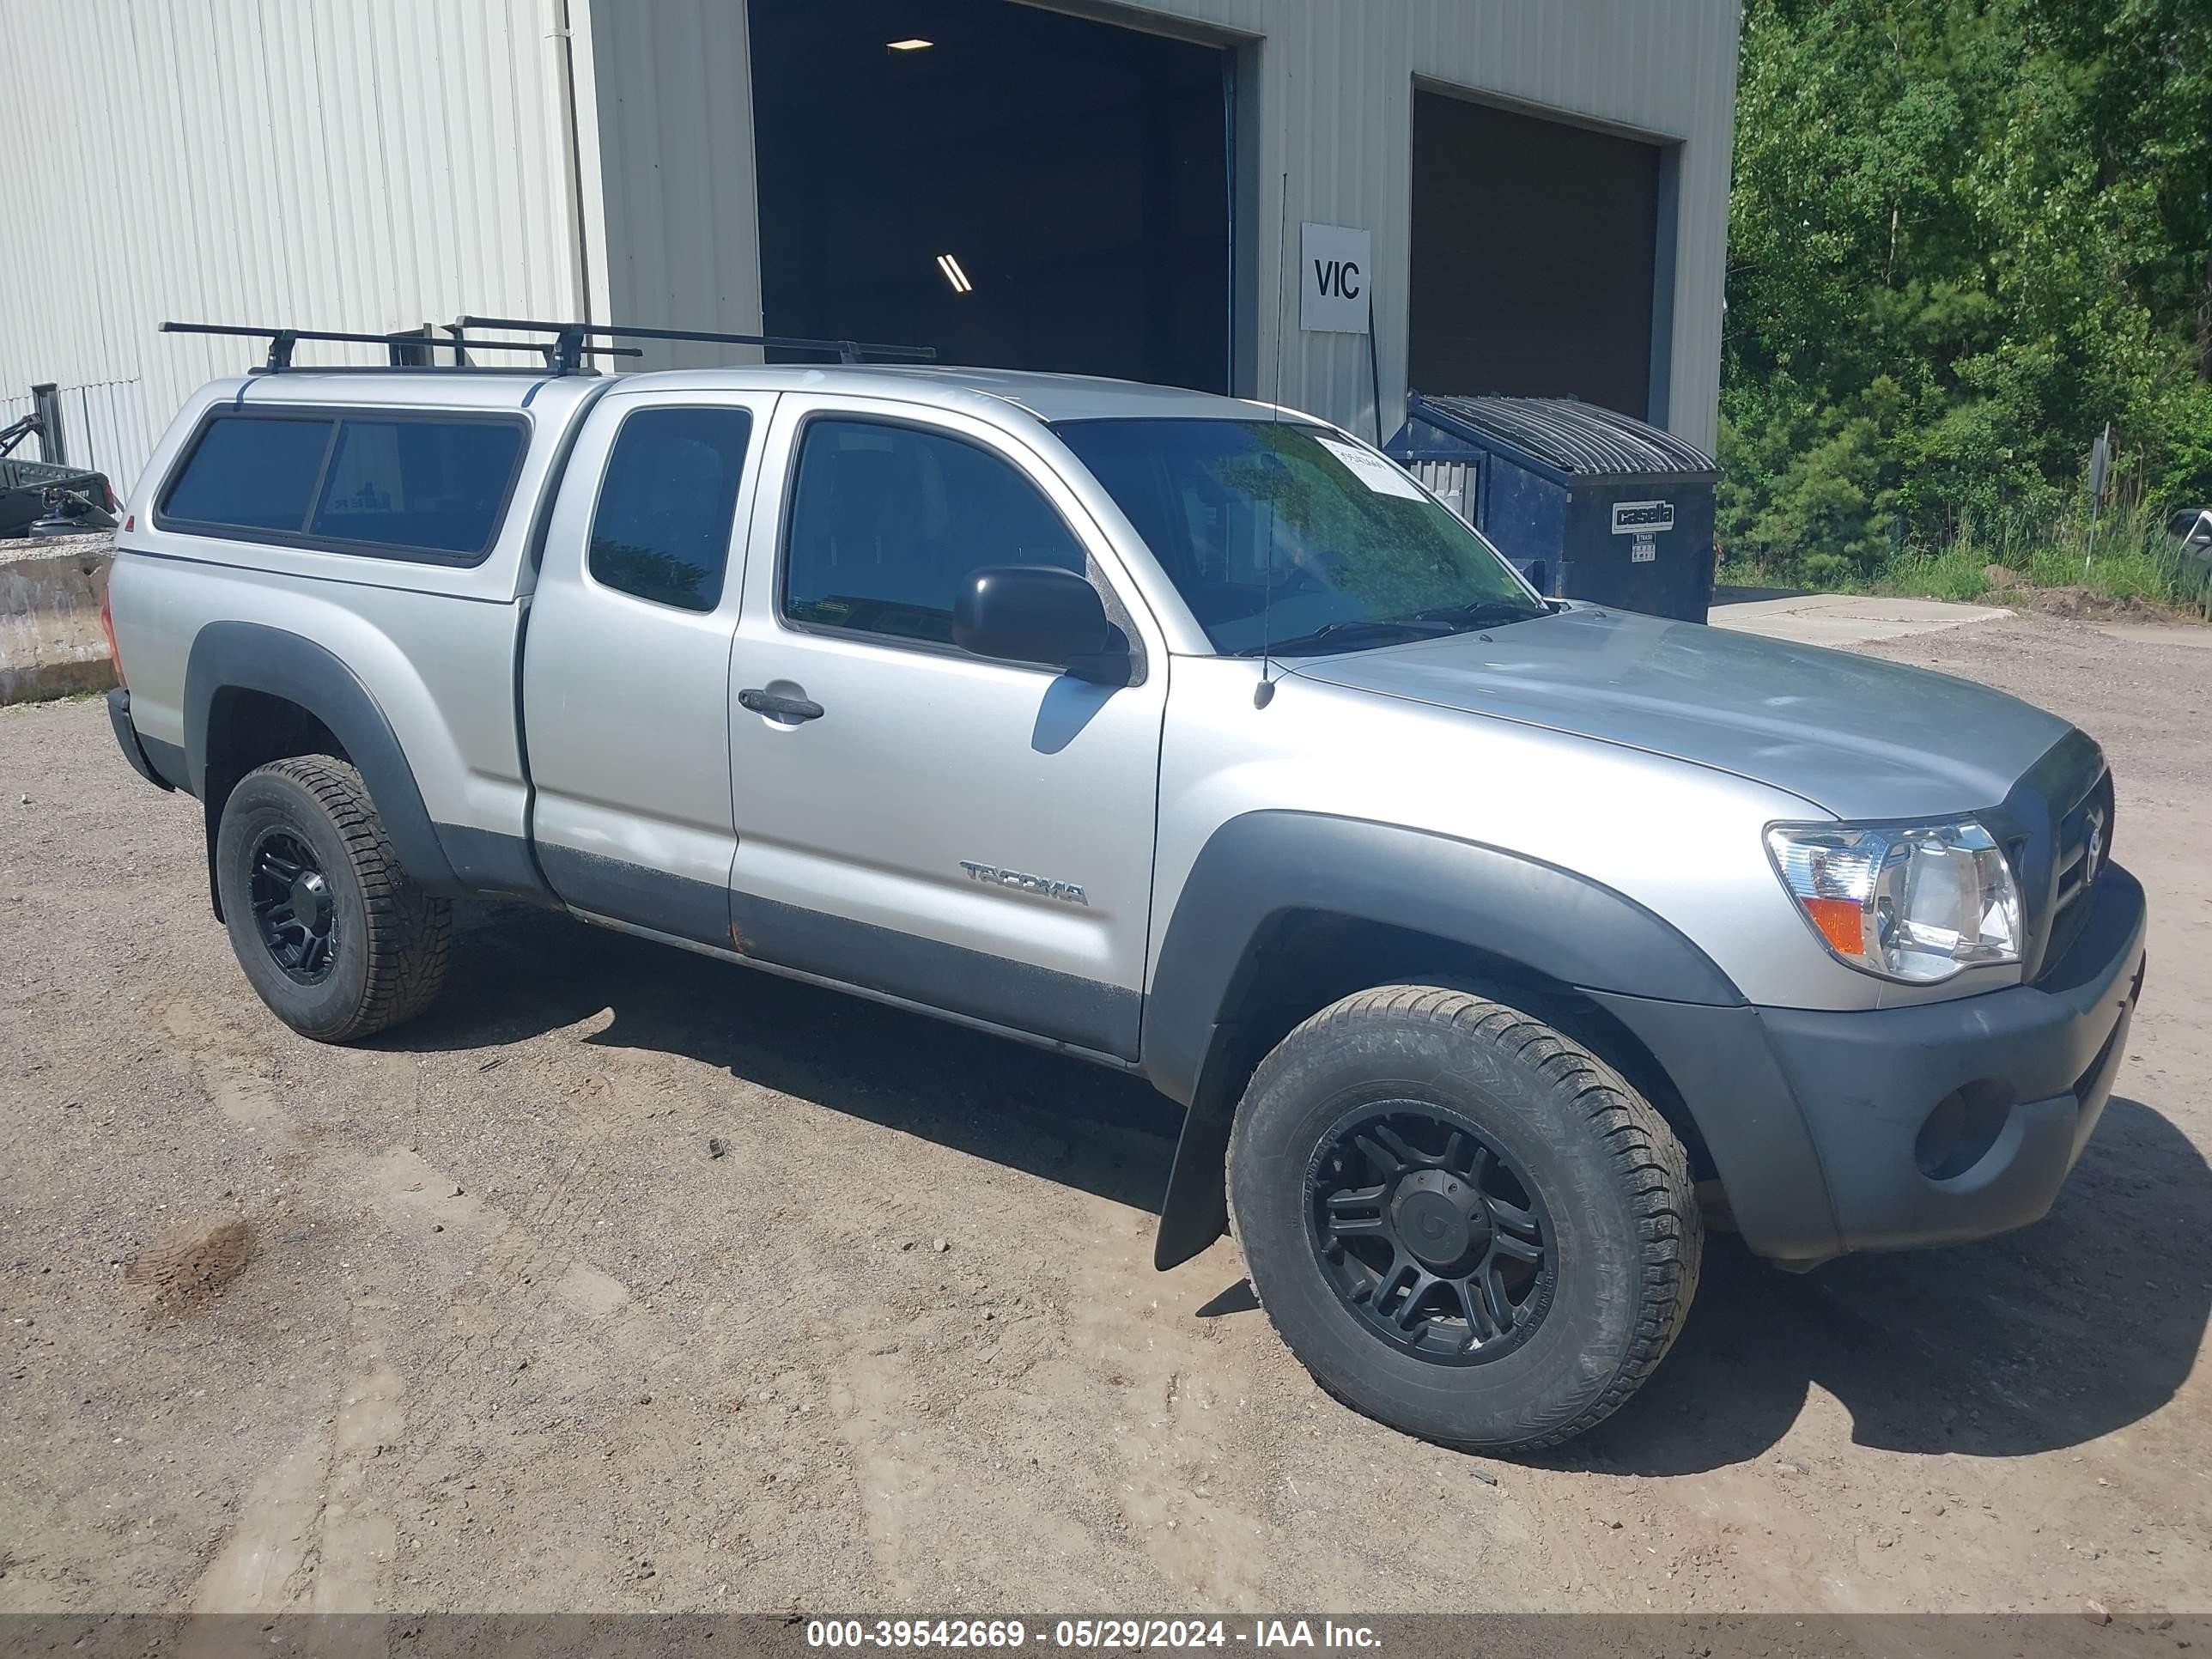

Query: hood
[1290,605,2075,820]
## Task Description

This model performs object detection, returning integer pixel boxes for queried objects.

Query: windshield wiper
[1411,598,1550,629]
[1233,617,1457,658]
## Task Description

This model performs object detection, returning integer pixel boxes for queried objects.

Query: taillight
[102,477,117,512]
[99,584,125,688]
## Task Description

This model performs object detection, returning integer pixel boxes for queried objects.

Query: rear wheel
[1227,985,1701,1451]
[214,756,451,1042]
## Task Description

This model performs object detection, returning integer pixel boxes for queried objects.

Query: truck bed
[1,455,112,538]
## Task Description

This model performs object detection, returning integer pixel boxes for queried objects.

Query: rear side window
[587,406,755,611]
[161,416,332,532]
[781,417,1085,645]
[308,420,525,556]
[158,411,526,562]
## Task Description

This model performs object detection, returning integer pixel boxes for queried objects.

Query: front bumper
[1759,862,2145,1260]
[1592,862,2148,1267]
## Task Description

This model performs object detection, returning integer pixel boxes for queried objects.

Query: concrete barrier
[1,532,117,704]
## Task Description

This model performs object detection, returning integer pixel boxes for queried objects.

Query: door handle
[738,687,825,723]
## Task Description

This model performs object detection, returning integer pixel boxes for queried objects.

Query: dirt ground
[2,611,2208,1618]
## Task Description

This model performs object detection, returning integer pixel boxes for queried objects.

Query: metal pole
[1367,290,1383,446]
[2085,421,2111,576]
[30,384,64,465]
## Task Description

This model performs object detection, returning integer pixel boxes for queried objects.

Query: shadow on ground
[1709,582,1812,606]
[392,903,2209,1476]
[385,902,1181,1214]
[1561,1092,2210,1475]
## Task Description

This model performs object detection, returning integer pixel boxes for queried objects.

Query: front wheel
[1227,985,1701,1451]
[214,756,452,1042]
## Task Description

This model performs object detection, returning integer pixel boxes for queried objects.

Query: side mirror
[2166,507,2212,549]
[953,564,1128,683]
[1524,557,1550,596]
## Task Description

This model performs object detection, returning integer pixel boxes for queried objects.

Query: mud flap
[1152,1023,1252,1270]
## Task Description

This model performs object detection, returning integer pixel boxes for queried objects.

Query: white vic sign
[1299,222,1371,334]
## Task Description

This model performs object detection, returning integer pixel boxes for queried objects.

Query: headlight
[1765,819,2022,983]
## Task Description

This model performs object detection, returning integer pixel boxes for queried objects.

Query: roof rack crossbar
[161,321,641,373]
[456,315,939,373]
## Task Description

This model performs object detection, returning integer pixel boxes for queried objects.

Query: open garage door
[1411,91,1667,422]
[749,1,1232,393]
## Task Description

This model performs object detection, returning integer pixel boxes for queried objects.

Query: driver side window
[781,416,1085,646]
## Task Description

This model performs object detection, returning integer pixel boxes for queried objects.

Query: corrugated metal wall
[0,380,158,481]
[0,0,1737,483]
[1105,0,1742,449]
[585,0,1740,447]
[579,0,764,371]
[0,0,594,494]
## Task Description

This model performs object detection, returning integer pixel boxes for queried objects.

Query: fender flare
[184,621,460,908]
[1140,811,1753,1269]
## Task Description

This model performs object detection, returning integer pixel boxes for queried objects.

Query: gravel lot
[3,611,2209,1616]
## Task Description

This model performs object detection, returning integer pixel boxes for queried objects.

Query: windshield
[1053,417,1545,655]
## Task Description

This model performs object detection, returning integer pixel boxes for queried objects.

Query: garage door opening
[1410,91,1668,422]
[749,0,1232,392]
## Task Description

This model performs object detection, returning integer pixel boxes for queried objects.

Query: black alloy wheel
[1308,1105,1555,1365]
[246,828,339,984]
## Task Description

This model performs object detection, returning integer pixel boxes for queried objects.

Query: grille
[2040,769,2112,978]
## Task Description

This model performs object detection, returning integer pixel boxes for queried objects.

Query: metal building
[0,0,1740,493]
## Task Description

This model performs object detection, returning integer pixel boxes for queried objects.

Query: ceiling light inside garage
[886,38,933,51]
[936,253,974,294]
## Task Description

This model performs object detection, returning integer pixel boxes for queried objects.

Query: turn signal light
[1801,896,1865,957]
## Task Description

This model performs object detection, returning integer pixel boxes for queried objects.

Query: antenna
[1254,169,1291,711]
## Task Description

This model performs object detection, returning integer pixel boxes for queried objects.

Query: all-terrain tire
[1226,984,1701,1452]
[214,756,452,1042]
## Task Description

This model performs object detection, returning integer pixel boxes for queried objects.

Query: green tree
[1722,0,2212,580]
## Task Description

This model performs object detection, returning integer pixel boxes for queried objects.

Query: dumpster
[1386,392,1720,623]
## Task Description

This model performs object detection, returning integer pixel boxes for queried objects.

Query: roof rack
[455,315,939,375]
[160,320,642,374]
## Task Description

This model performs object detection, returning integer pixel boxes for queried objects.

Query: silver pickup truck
[102,354,2147,1452]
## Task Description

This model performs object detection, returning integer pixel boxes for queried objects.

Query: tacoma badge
[960,860,1089,906]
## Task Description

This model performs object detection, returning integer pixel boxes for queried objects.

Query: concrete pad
[1710,592,2010,647]
[2095,622,2212,651]
[0,532,116,703]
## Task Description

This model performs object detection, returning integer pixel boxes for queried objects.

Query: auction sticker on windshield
[1314,435,1427,501]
